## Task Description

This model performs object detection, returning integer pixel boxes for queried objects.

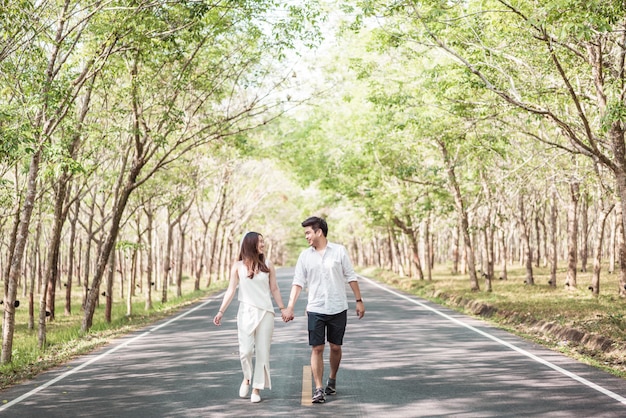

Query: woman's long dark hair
[239,232,269,279]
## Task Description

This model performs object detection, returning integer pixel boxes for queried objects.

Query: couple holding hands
[213,216,365,404]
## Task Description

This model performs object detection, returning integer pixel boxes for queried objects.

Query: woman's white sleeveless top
[237,261,274,335]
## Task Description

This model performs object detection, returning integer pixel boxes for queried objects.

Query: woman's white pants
[237,309,274,390]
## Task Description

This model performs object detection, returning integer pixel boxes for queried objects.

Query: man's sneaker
[312,388,326,403]
[324,381,336,395]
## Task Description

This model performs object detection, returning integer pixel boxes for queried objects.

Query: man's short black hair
[302,216,328,237]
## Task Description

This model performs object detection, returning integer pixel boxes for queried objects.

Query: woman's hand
[213,311,224,326]
[281,307,294,322]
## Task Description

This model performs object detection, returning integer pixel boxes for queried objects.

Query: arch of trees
[3,0,626,367]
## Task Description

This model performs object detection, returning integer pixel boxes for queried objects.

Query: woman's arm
[213,263,240,326]
[268,262,286,313]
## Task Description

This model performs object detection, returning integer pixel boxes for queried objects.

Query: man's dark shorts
[307,310,347,346]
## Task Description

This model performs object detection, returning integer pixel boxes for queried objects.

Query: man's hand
[356,301,365,319]
[282,306,295,322]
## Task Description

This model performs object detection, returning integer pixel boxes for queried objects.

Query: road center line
[301,365,312,406]
[0,298,216,412]
[359,275,626,406]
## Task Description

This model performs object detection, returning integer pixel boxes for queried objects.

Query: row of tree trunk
[349,190,626,298]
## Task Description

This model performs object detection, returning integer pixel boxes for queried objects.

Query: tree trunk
[162,215,174,303]
[425,216,432,281]
[127,246,135,317]
[452,223,459,274]
[438,140,478,290]
[534,211,541,268]
[3,198,20,297]
[82,194,97,309]
[541,209,548,268]
[76,240,82,287]
[176,225,186,298]
[459,219,467,275]
[40,179,72,339]
[385,226,395,271]
[44,78,92,321]
[549,188,558,287]
[118,249,124,300]
[105,248,115,323]
[487,220,495,292]
[82,160,143,332]
[590,202,614,295]
[193,238,203,291]
[566,181,580,289]
[608,211,616,274]
[499,227,508,280]
[28,248,35,331]
[580,194,589,273]
[390,227,405,276]
[616,203,626,298]
[392,216,423,279]
[28,217,42,330]
[43,180,68,322]
[145,207,154,311]
[207,183,228,287]
[66,198,80,315]
[131,244,138,297]
[224,227,234,280]
[481,179,494,291]
[3,149,42,363]
[217,228,227,280]
[482,226,492,292]
[518,195,534,285]
[607,124,626,297]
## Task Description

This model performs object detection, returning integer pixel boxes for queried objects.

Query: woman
[213,232,286,403]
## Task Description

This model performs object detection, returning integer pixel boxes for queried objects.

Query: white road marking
[359,275,626,406]
[0,298,215,411]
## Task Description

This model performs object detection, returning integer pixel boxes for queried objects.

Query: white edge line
[359,275,626,406]
[0,297,216,411]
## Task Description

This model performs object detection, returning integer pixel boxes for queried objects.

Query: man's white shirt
[293,242,357,315]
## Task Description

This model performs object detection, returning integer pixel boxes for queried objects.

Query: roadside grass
[0,278,228,391]
[360,264,626,379]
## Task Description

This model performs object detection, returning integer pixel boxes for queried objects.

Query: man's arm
[282,284,302,322]
[349,280,365,319]
[340,245,357,282]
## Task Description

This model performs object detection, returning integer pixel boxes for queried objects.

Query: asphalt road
[1,267,626,417]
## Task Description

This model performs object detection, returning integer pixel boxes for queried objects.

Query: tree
[2,0,115,362]
[359,0,626,296]
[81,0,323,331]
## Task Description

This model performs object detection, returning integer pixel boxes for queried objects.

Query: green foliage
[0,116,35,165]
[0,177,14,211]
[116,240,142,252]
[536,0,625,39]
[601,101,626,133]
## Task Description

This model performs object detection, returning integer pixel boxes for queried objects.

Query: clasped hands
[281,307,294,322]
[281,305,364,322]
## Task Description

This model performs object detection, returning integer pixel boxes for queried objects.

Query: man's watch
[356,299,363,302]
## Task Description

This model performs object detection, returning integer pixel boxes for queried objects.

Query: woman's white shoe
[251,392,261,403]
[239,381,250,398]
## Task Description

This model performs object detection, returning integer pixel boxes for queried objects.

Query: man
[282,216,365,404]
